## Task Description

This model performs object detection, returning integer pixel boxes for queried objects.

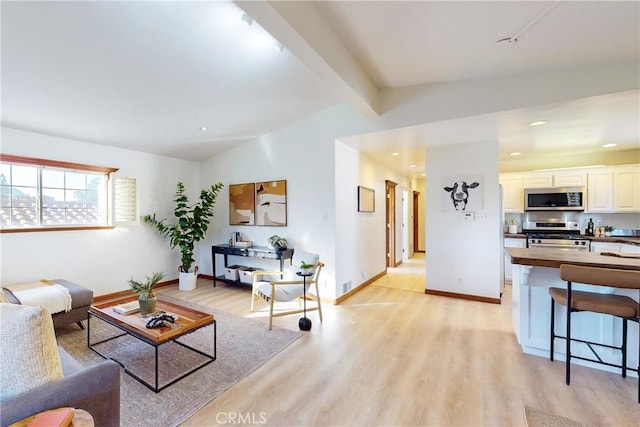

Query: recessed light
[409,164,416,168]
[602,143,617,148]
[200,126,208,131]
[529,120,547,127]
[391,152,400,156]
[421,173,426,177]
[509,152,521,156]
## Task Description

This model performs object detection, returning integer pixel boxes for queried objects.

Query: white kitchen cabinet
[504,237,526,281]
[587,169,613,212]
[552,170,587,187]
[522,173,553,189]
[613,165,640,212]
[499,173,523,213]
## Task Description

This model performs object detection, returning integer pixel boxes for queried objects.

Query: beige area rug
[55,295,302,427]
[524,406,591,427]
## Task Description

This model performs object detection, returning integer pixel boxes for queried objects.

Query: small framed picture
[358,186,375,212]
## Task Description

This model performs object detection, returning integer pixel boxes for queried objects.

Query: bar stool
[549,264,640,403]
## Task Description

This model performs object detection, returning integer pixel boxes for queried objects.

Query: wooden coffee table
[88,295,216,393]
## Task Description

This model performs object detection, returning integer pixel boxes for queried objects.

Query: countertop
[506,247,640,271]
[504,233,640,246]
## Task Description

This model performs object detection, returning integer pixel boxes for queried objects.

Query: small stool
[4,279,93,329]
[549,264,640,403]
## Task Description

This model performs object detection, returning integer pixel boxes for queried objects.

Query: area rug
[524,406,591,427]
[55,296,302,427]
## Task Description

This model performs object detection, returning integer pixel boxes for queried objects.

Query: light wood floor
[158,266,639,426]
[372,252,426,293]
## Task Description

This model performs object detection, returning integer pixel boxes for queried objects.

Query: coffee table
[88,295,216,393]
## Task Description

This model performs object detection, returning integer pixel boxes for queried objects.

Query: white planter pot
[178,267,198,291]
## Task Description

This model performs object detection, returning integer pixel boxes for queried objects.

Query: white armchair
[251,251,323,330]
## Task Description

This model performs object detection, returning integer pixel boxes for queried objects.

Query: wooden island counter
[505,247,640,377]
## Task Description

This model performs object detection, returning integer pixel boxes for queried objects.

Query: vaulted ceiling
[2,1,638,177]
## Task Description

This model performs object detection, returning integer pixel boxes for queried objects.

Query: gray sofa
[3,279,93,329]
[0,347,120,427]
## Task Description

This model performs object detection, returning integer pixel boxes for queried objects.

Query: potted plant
[604,225,615,237]
[268,235,287,250]
[299,261,315,275]
[143,181,224,291]
[128,272,164,315]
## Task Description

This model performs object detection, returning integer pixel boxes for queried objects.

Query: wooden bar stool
[549,264,640,403]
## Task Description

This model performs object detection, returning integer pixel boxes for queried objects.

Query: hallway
[371,252,425,293]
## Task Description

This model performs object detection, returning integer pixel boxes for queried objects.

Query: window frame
[0,154,119,233]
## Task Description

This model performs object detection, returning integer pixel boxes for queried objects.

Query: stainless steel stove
[523,220,591,251]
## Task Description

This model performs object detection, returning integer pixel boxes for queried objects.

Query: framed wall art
[441,175,482,212]
[255,180,287,226]
[229,183,255,225]
[357,186,375,212]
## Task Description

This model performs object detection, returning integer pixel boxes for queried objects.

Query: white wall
[426,140,501,299]
[0,127,200,296]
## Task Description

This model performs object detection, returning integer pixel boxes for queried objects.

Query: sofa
[0,303,120,427]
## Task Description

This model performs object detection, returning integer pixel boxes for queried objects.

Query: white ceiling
[2,1,639,176]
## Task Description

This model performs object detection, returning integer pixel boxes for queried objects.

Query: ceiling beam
[236,1,381,117]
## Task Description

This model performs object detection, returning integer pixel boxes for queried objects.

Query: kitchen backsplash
[505,212,640,233]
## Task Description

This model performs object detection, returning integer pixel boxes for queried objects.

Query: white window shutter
[113,176,137,224]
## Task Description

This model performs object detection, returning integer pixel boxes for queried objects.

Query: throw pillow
[0,303,63,401]
[0,290,8,303]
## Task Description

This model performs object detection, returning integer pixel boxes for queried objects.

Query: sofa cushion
[0,303,63,401]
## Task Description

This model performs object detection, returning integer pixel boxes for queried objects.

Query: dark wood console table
[211,244,294,287]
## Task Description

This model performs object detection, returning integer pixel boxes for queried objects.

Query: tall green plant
[143,181,224,273]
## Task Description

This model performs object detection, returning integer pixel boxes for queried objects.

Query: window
[0,154,119,232]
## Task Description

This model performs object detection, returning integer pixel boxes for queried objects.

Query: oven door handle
[529,244,588,250]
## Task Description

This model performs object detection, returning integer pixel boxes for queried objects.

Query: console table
[211,244,294,287]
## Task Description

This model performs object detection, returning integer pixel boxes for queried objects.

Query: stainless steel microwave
[524,187,585,211]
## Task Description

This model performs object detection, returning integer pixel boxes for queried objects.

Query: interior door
[386,180,397,267]
[413,191,420,252]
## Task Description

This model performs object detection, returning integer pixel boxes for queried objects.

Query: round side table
[296,271,313,331]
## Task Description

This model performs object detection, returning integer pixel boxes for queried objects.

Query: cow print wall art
[441,176,482,211]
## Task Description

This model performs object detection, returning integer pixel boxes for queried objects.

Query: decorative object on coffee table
[143,181,224,291]
[128,272,164,315]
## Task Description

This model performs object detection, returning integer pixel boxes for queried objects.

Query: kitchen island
[506,247,640,376]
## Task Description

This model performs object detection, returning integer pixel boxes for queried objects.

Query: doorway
[413,191,420,252]
[385,180,397,268]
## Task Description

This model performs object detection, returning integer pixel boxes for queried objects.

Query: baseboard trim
[93,278,179,302]
[334,270,386,305]
[425,289,501,304]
